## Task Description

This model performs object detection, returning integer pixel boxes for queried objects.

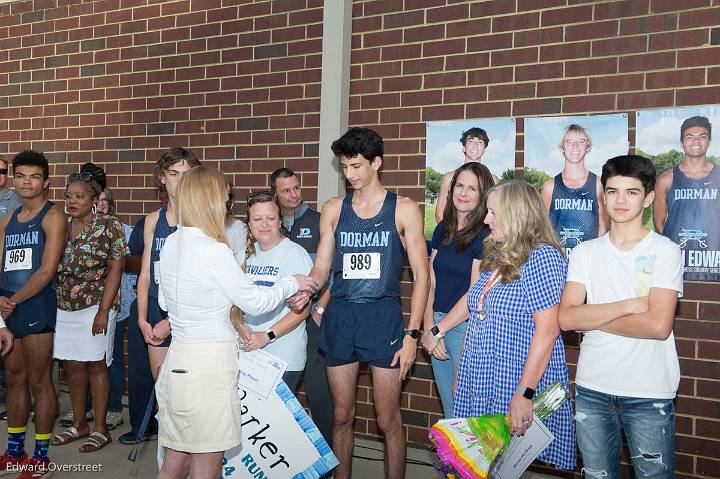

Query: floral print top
[56,214,128,312]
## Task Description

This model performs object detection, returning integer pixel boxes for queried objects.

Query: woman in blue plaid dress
[422,180,576,470]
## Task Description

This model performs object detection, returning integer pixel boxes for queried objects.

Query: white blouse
[158,226,298,341]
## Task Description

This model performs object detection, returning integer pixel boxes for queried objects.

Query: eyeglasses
[0,169,7,175]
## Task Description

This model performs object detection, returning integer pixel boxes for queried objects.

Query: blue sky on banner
[524,113,629,176]
[426,117,516,178]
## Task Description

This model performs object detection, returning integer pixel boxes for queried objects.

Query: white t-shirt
[567,231,683,399]
[245,238,313,371]
[226,218,248,263]
[158,227,298,342]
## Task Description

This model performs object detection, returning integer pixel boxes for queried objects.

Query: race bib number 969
[342,252,381,279]
[4,248,32,272]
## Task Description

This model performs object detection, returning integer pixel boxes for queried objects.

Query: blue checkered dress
[453,246,576,470]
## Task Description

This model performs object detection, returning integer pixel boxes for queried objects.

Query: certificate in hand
[238,349,288,399]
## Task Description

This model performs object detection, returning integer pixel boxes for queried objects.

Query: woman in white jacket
[155,167,317,479]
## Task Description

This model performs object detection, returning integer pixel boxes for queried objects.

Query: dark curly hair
[331,127,384,162]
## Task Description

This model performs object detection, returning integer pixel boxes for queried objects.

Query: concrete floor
[0,391,559,478]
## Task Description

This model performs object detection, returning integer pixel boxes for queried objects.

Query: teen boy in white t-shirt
[559,155,683,479]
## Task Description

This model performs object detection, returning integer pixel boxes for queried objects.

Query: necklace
[476,269,500,324]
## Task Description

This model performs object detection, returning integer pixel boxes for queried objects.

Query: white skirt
[53,306,117,367]
[156,337,242,453]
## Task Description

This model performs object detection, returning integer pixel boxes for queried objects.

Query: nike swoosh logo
[28,223,37,229]
[704,182,713,185]
[390,338,399,346]
[375,222,384,227]
[580,191,589,196]
[29,322,38,327]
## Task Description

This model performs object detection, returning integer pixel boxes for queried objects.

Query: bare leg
[64,361,90,436]
[326,363,359,479]
[148,346,168,381]
[371,365,405,479]
[157,447,190,479]
[4,338,31,429]
[20,333,57,435]
[189,451,224,479]
[87,359,109,435]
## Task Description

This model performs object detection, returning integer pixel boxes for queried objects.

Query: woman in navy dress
[422,180,575,470]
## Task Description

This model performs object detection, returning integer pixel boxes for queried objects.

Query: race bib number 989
[4,248,32,272]
[342,252,381,279]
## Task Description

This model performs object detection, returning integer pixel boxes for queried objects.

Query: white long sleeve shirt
[158,226,298,341]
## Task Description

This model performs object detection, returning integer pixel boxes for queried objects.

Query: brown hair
[441,162,494,252]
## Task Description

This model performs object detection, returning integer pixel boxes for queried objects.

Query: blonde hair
[480,180,564,282]
[176,166,229,245]
[558,123,592,151]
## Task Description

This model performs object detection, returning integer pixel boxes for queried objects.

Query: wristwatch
[404,329,420,339]
[266,329,277,343]
[515,385,535,400]
[313,305,325,316]
[430,325,445,339]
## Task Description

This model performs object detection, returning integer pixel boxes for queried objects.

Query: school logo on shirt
[297,228,312,239]
[553,198,594,211]
[339,231,390,248]
[673,187,718,201]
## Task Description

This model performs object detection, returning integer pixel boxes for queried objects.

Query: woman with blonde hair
[422,180,576,470]
[155,167,317,479]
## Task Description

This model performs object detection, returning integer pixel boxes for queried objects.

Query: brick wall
[1,0,719,477]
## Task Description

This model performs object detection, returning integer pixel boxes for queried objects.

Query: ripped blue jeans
[575,385,675,478]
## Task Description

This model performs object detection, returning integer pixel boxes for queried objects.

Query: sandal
[79,431,112,453]
[51,426,87,446]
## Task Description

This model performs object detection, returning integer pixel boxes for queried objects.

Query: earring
[92,204,97,215]
[64,205,69,215]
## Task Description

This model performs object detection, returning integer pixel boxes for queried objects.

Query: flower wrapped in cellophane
[429,381,569,479]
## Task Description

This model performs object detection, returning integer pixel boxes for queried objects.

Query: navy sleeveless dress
[549,172,600,254]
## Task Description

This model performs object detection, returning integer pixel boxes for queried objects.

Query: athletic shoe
[105,411,124,430]
[57,411,93,428]
[16,457,52,479]
[118,430,157,445]
[0,451,28,477]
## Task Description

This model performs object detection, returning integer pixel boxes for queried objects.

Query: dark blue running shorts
[319,298,404,369]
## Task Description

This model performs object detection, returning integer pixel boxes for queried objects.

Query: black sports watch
[515,385,535,400]
[430,325,445,339]
[266,329,277,343]
[405,329,420,339]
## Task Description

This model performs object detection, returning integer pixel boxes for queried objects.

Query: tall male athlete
[0,151,66,478]
[293,128,429,479]
[653,116,720,281]
[541,124,608,255]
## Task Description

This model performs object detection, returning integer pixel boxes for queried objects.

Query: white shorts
[156,337,242,453]
[53,306,117,367]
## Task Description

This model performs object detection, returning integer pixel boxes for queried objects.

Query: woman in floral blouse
[51,167,127,453]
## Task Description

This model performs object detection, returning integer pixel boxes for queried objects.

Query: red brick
[619,51,675,72]
[651,0,710,13]
[468,66,514,85]
[427,3,469,23]
[565,58,618,77]
[617,89,674,109]
[678,86,720,106]
[650,29,710,51]
[421,39,466,57]
[697,456,720,476]
[513,98,562,116]
[444,52,489,71]
[677,47,720,67]
[446,18,491,38]
[620,12,678,35]
[589,73,644,93]
[491,46,538,66]
[646,68,706,89]
[593,35,648,56]
[540,41,591,61]
[401,90,442,107]
[421,104,464,122]
[362,29,402,48]
[423,71,466,89]
[537,78,587,97]
[489,82,536,100]
[515,62,563,81]
[541,5,593,26]
[594,0,650,19]
[566,20,619,41]
[563,94,616,113]
[381,44,422,62]
[513,26,563,47]
[467,32,513,52]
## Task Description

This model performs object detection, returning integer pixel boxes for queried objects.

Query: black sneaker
[119,430,158,445]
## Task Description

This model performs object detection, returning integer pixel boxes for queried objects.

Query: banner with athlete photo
[637,106,720,281]
[425,117,516,239]
[524,114,629,254]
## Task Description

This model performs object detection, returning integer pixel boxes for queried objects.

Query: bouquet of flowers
[429,381,569,479]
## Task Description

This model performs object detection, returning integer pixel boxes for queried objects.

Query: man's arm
[558,281,648,332]
[595,175,609,236]
[7,207,66,305]
[540,177,554,215]
[307,197,341,288]
[136,211,161,345]
[434,173,452,223]
[599,287,678,340]
[392,197,430,380]
[652,170,672,234]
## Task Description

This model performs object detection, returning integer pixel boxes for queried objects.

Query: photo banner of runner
[423,106,720,281]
